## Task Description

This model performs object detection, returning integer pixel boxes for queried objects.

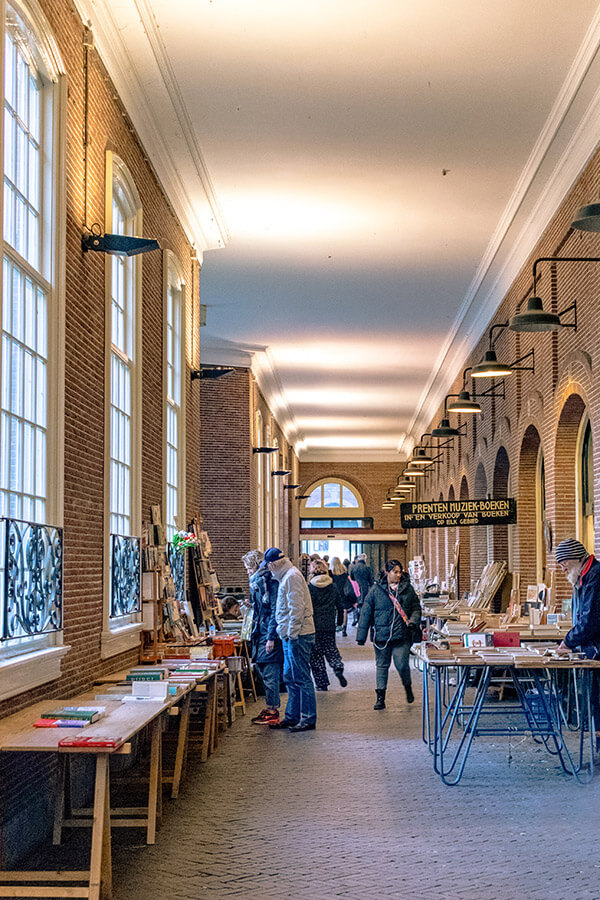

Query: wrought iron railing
[167,542,186,605]
[2,516,63,641]
[110,533,141,619]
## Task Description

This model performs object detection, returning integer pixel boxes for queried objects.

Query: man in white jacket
[264,547,317,732]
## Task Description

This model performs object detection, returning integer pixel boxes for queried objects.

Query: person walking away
[554,538,600,743]
[264,547,317,733]
[242,550,284,725]
[308,559,348,690]
[357,559,421,709]
[349,554,374,625]
[331,556,355,636]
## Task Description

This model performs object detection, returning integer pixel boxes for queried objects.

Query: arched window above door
[300,479,364,518]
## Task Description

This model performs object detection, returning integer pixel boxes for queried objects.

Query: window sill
[0,643,71,702]
[101,622,142,659]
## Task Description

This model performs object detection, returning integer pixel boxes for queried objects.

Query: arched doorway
[471,463,488,582]
[459,476,471,597]
[518,425,542,588]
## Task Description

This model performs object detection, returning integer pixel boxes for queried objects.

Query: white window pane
[305,486,322,508]
[342,486,359,508]
[323,483,341,507]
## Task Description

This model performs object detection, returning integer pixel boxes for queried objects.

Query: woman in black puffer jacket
[308,559,347,691]
[356,559,421,710]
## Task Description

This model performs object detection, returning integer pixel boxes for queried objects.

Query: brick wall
[199,369,299,584]
[407,141,600,610]
[0,0,202,863]
[298,461,409,566]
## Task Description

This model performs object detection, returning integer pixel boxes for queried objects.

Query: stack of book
[34,706,106,728]
[126,666,169,681]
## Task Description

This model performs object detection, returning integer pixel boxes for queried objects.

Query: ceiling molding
[300,448,404,463]
[72,0,228,252]
[401,7,600,451]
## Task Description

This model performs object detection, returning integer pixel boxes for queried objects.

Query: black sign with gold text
[400,498,516,529]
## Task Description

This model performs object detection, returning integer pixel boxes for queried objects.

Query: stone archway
[517,424,541,589]
[471,463,488,583]
[553,393,587,598]
[459,475,471,596]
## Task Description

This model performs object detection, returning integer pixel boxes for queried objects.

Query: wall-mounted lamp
[432,418,462,438]
[447,390,482,413]
[509,255,592,332]
[82,225,160,256]
[253,446,279,454]
[403,464,425,477]
[395,476,416,491]
[572,204,600,231]
[411,447,435,466]
[190,365,234,381]
[271,470,292,477]
[382,502,395,509]
[470,327,535,379]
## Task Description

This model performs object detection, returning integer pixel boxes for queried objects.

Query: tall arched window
[264,421,272,546]
[272,436,280,546]
[535,446,546,583]
[577,414,594,553]
[0,1,65,672]
[164,252,185,541]
[104,153,142,644]
[255,411,263,548]
[300,479,364,518]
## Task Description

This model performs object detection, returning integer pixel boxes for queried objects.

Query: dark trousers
[373,640,411,690]
[310,632,344,689]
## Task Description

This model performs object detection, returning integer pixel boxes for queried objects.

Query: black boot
[335,668,348,687]
[405,683,415,703]
[373,689,386,710]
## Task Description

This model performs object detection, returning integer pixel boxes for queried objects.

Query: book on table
[58,734,125,749]
[34,718,90,728]
[39,706,106,723]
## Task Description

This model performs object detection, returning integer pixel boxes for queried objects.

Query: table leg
[171,692,191,799]
[147,717,162,845]
[89,754,112,900]
[201,676,215,762]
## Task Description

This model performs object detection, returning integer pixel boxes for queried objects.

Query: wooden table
[0,696,172,900]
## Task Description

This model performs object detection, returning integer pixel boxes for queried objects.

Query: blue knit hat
[555,538,589,564]
[264,547,285,563]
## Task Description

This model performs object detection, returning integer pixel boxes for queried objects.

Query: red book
[58,735,125,749]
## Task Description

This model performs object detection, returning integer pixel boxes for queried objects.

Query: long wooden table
[0,696,172,899]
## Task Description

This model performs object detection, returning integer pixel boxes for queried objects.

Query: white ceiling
[76,0,600,460]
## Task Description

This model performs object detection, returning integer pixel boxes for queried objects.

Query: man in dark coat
[555,538,600,657]
[242,551,283,725]
[357,559,421,709]
[350,555,374,603]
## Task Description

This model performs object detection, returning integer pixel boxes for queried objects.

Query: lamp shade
[447,390,482,414]
[509,296,561,332]
[431,418,460,438]
[403,465,425,476]
[396,477,416,490]
[572,203,600,232]
[471,350,512,378]
[411,447,434,465]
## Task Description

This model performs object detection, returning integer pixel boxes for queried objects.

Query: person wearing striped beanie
[555,537,599,655]
[556,538,600,741]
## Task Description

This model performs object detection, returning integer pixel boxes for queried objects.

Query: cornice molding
[71,0,228,252]
[402,6,600,450]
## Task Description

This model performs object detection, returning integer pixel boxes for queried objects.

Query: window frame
[163,249,186,542]
[300,478,364,518]
[0,0,68,694]
[101,150,142,657]
[576,412,594,554]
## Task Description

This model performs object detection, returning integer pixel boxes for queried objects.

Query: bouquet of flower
[172,530,200,552]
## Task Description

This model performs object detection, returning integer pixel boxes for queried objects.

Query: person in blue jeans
[264,547,317,732]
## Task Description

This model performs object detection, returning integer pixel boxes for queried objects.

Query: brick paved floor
[110,640,600,900]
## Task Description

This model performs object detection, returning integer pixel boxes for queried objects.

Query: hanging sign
[400,498,516,529]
